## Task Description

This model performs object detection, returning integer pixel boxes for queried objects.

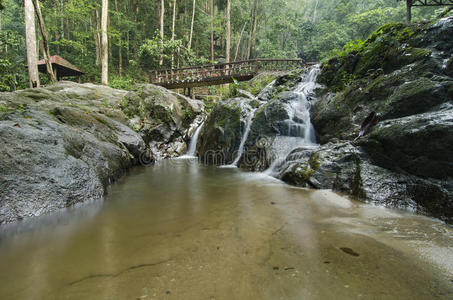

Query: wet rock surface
[282,18,453,222]
[121,84,205,159]
[197,18,453,222]
[0,82,204,224]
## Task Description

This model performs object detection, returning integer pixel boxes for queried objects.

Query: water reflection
[0,160,452,299]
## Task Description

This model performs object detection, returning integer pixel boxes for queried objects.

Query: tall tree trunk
[93,9,101,66]
[210,0,214,61]
[247,0,257,59]
[32,0,56,82]
[234,22,247,61]
[115,0,122,76]
[188,0,195,50]
[101,0,108,85]
[406,0,412,22]
[24,0,40,88]
[250,0,258,59]
[171,0,176,41]
[312,0,319,23]
[60,0,64,39]
[159,0,164,66]
[171,0,176,67]
[133,0,138,60]
[225,0,230,62]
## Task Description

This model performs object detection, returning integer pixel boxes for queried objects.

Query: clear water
[1,160,453,299]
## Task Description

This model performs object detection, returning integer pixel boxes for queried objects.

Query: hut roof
[37,55,85,77]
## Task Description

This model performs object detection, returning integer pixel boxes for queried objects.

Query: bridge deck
[149,59,314,89]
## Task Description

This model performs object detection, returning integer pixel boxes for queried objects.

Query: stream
[1,159,453,299]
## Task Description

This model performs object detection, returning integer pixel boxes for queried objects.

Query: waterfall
[265,65,320,175]
[179,121,204,159]
[221,109,256,168]
[232,110,255,166]
[186,122,204,156]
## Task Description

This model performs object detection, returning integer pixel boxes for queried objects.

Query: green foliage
[0,59,16,92]
[109,74,139,91]
[138,34,210,70]
[0,0,450,93]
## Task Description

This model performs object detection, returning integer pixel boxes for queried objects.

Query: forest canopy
[0,0,447,91]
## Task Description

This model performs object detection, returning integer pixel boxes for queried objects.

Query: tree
[225,0,230,62]
[32,0,56,82]
[24,0,39,88]
[188,0,195,50]
[159,0,164,66]
[101,0,108,85]
[210,0,214,61]
[171,0,176,67]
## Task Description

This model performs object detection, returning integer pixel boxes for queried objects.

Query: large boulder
[121,84,205,158]
[299,17,453,222]
[278,142,453,222]
[197,97,253,165]
[0,82,153,224]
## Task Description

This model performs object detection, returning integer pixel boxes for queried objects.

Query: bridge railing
[149,59,305,86]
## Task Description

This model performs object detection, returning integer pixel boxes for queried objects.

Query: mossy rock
[197,101,244,164]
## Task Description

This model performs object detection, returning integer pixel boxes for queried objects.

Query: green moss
[308,152,321,170]
[0,105,8,113]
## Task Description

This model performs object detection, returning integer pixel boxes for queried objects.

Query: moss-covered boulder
[303,17,453,222]
[121,84,205,158]
[313,18,453,144]
[0,82,153,224]
[197,97,251,165]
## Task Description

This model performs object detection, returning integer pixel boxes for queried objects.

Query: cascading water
[231,109,256,166]
[221,107,256,168]
[178,121,204,159]
[265,65,320,175]
[186,122,204,156]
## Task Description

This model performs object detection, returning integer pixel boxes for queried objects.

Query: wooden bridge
[149,59,313,89]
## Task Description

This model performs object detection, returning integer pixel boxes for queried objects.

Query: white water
[265,65,320,175]
[179,122,204,159]
[187,122,204,156]
[221,109,256,168]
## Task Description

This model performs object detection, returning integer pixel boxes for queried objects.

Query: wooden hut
[37,55,85,82]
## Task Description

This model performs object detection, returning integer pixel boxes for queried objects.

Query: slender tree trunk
[24,0,40,88]
[210,0,214,61]
[188,0,195,50]
[93,9,101,66]
[60,0,64,39]
[312,0,319,23]
[101,0,108,85]
[133,0,138,60]
[32,0,56,82]
[234,22,247,61]
[115,0,122,76]
[225,0,230,62]
[171,0,176,67]
[406,0,412,22]
[250,0,258,59]
[171,0,176,41]
[159,0,164,66]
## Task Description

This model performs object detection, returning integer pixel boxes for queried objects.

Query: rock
[359,109,453,180]
[197,97,252,165]
[0,82,154,224]
[197,68,315,169]
[279,142,452,222]
[121,84,205,159]
[296,18,453,222]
